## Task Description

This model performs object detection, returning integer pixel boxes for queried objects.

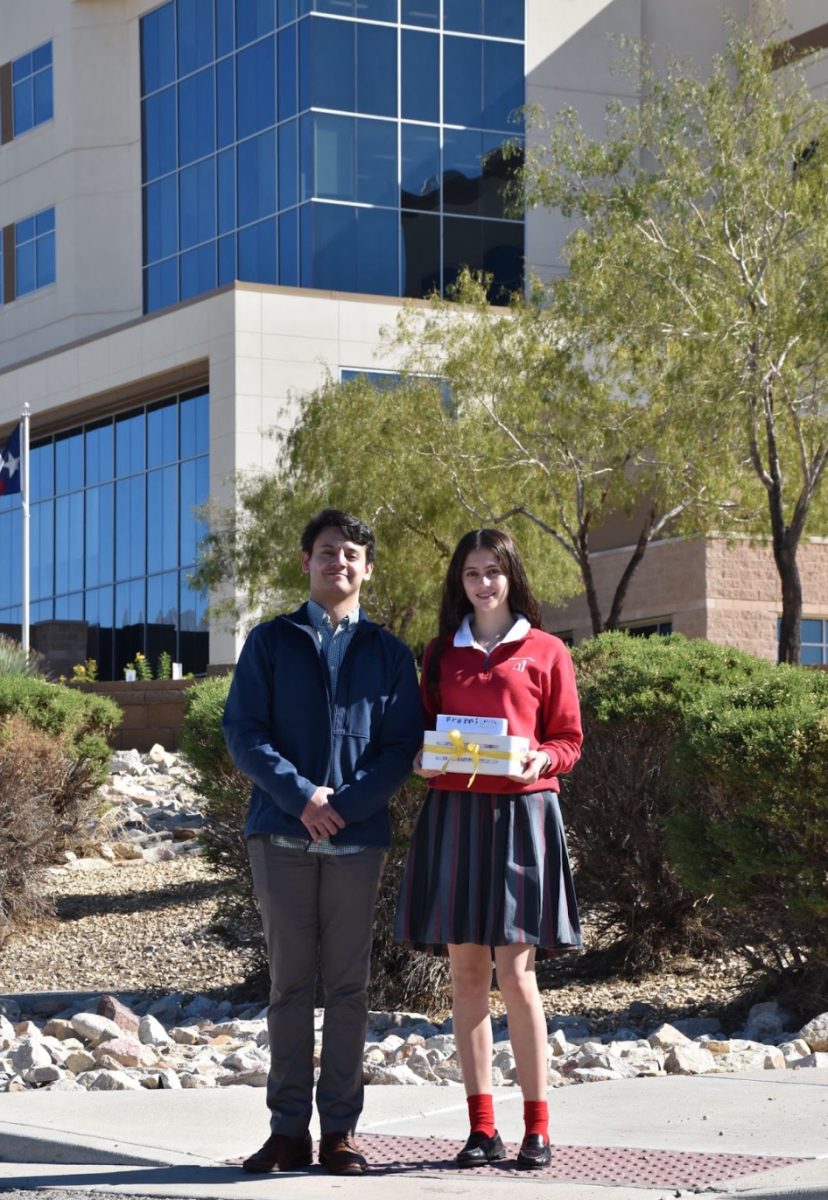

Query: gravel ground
[0,852,754,1032]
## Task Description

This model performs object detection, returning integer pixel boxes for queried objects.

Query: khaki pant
[247,836,386,1136]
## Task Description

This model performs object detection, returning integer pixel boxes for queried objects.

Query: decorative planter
[124,669,137,682]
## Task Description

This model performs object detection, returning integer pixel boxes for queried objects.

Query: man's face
[301,527,373,609]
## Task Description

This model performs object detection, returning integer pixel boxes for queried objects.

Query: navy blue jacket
[222,603,422,847]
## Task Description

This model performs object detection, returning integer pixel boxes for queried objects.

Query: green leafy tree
[522,13,828,661]
[391,272,722,634]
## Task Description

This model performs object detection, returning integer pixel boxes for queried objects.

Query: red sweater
[421,628,583,794]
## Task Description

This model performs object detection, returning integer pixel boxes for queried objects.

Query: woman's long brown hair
[426,528,543,695]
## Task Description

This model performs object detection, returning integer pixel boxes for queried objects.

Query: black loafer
[516,1133,551,1169]
[456,1130,506,1167]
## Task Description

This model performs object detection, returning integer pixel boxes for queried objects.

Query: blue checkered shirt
[271,599,365,855]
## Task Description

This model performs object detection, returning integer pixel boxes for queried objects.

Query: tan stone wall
[542,536,828,662]
[542,539,709,642]
[704,538,828,661]
[74,680,197,753]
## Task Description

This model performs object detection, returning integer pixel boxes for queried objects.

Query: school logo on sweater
[510,657,534,672]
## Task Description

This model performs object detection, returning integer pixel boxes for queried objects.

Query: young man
[222,509,421,1176]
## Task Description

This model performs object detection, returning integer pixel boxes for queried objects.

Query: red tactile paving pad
[353,1135,806,1188]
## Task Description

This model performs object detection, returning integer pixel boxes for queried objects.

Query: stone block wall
[542,536,828,662]
[73,680,197,752]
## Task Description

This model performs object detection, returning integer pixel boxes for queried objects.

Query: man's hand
[300,786,345,842]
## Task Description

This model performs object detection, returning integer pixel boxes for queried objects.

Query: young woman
[395,528,582,1170]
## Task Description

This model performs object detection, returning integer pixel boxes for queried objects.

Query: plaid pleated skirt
[394,788,581,958]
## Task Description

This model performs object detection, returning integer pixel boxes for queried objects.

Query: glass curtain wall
[141,0,525,310]
[0,389,210,679]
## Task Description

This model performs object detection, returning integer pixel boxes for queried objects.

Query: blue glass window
[141,3,175,94]
[218,233,237,283]
[483,0,524,40]
[142,88,177,180]
[86,422,114,486]
[401,211,440,297]
[30,442,54,501]
[217,0,235,56]
[402,0,439,27]
[15,208,56,297]
[278,25,298,120]
[402,31,439,123]
[238,216,277,283]
[55,429,83,494]
[147,401,178,467]
[11,41,53,136]
[115,475,147,579]
[180,456,209,563]
[797,618,828,665]
[279,206,299,285]
[237,130,277,225]
[483,41,523,132]
[301,203,397,294]
[278,120,299,209]
[356,24,396,117]
[179,158,217,249]
[218,148,237,234]
[444,0,481,34]
[180,390,209,458]
[402,124,440,210]
[177,0,215,76]
[148,466,179,573]
[55,493,84,594]
[443,215,523,299]
[145,175,178,263]
[115,410,145,476]
[179,67,215,165]
[237,35,276,138]
[85,484,115,588]
[304,16,355,112]
[31,503,54,600]
[236,0,275,47]
[145,258,179,310]
[444,130,518,218]
[356,119,397,206]
[0,393,209,678]
[140,0,526,308]
[216,56,236,147]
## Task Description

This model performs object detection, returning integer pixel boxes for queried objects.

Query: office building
[1,1,826,676]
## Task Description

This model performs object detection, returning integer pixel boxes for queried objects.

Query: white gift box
[422,729,530,781]
[435,713,508,736]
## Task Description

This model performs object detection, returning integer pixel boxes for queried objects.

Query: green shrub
[569,632,828,1002]
[0,716,68,941]
[667,664,828,1009]
[0,634,46,678]
[180,674,259,961]
[0,676,121,845]
[181,674,450,1010]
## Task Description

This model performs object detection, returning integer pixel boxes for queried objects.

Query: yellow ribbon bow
[444,728,482,788]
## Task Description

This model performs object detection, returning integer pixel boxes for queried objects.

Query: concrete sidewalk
[0,1070,826,1200]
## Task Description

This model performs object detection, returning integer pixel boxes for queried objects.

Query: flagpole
[21,402,30,653]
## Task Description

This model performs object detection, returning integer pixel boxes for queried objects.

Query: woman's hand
[413,746,442,779]
[507,749,551,785]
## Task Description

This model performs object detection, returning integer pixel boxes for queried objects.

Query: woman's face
[461,548,510,619]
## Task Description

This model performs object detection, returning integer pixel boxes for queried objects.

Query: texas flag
[0,424,21,495]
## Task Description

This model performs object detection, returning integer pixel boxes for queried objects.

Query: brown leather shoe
[242,1131,313,1173]
[318,1131,367,1175]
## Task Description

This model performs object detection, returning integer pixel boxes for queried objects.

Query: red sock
[467,1093,496,1138]
[524,1099,549,1140]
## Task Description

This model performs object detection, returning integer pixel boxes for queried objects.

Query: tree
[523,14,828,662]
[392,272,723,635]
